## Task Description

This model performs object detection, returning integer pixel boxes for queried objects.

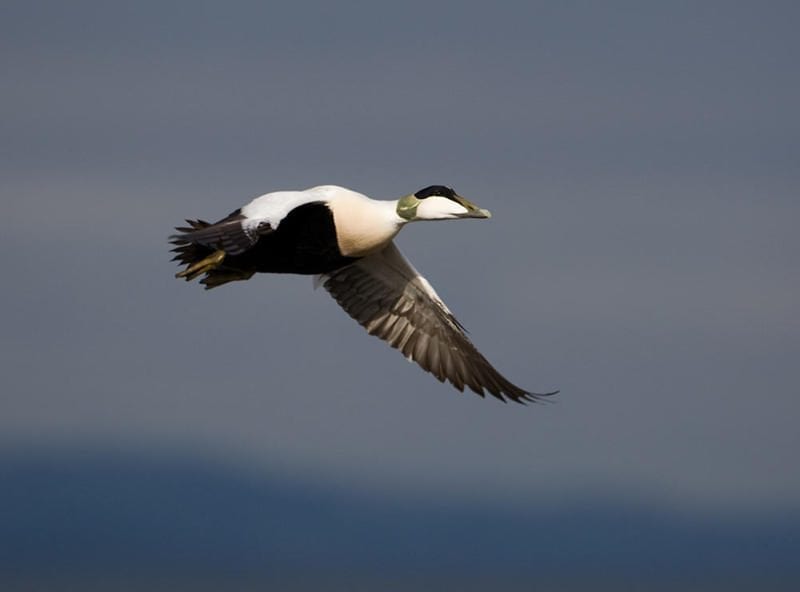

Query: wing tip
[513,388,559,405]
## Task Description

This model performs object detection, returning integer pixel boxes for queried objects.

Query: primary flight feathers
[170,184,557,403]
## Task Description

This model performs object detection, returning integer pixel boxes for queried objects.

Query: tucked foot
[175,249,226,281]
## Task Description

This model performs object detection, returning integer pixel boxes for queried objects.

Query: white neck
[327,192,406,258]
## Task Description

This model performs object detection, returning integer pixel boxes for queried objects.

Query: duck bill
[454,194,492,219]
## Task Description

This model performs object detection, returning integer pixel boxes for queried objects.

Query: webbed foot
[175,249,226,281]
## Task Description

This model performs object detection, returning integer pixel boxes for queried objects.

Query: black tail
[170,219,214,267]
[169,220,254,289]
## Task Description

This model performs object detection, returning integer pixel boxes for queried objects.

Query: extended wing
[317,242,556,403]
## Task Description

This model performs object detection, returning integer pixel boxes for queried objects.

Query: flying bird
[170,185,557,403]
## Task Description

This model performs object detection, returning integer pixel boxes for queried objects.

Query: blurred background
[2,1,799,589]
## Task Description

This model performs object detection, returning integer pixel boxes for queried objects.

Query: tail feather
[170,220,253,290]
[170,220,213,267]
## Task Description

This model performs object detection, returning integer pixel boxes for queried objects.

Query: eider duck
[170,185,557,403]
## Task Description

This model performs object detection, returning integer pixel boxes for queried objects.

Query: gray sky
[2,1,798,511]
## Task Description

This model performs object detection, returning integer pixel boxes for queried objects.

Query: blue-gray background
[2,1,798,589]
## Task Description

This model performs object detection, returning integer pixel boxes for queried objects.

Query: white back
[239,185,357,227]
[239,185,403,257]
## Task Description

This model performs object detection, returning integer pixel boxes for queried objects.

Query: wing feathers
[320,242,556,403]
[170,211,272,255]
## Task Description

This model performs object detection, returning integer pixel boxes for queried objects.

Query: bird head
[396,185,492,222]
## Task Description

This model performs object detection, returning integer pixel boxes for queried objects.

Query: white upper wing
[171,189,324,255]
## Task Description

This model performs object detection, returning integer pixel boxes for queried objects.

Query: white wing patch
[241,189,324,228]
[312,274,329,290]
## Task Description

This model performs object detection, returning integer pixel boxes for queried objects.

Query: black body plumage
[170,201,357,289]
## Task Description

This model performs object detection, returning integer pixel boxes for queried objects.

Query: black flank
[171,201,359,288]
[240,201,358,274]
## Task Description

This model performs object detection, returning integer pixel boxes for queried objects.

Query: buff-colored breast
[328,194,403,258]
